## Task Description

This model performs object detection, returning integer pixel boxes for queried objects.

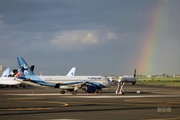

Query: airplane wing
[55,81,86,87]
[55,80,101,92]
[14,78,51,88]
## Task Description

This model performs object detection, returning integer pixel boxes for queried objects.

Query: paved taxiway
[0,84,180,120]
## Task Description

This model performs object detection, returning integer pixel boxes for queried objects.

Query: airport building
[0,65,3,76]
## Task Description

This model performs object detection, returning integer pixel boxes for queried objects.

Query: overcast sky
[0,0,180,76]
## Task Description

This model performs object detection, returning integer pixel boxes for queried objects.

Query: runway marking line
[1,107,54,110]
[6,98,69,107]
[125,99,180,104]
[145,116,180,120]
[47,102,68,106]
[47,119,80,120]
[6,97,44,100]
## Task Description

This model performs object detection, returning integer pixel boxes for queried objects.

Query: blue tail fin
[1,68,10,77]
[17,57,35,76]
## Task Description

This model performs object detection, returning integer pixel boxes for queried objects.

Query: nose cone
[103,77,113,88]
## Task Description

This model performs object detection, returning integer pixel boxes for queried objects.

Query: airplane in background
[116,69,136,94]
[109,76,115,82]
[15,57,112,94]
[1,68,10,77]
[0,65,46,88]
[118,69,136,85]
[109,70,115,82]
[0,68,21,85]
[66,67,76,76]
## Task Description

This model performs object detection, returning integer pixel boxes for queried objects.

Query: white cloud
[0,29,118,54]
[107,32,117,40]
[50,29,117,51]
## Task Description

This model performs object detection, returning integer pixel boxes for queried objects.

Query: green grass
[137,77,180,87]
[113,77,180,86]
[137,77,180,81]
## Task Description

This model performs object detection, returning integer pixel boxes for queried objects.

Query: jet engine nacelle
[84,86,97,93]
[55,83,61,88]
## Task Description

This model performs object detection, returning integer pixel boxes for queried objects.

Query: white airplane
[15,57,112,94]
[0,68,21,85]
[0,65,75,87]
[116,69,136,94]
[109,76,115,82]
[118,69,136,85]
[0,65,37,88]
[1,68,10,77]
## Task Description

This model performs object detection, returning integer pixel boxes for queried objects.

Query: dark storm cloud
[0,0,156,32]
[0,0,180,75]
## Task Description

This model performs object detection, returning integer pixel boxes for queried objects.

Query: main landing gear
[71,91,78,95]
[60,90,78,95]
[95,89,102,94]
[60,90,65,94]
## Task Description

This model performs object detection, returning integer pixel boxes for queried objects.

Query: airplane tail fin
[66,67,76,76]
[133,69,136,77]
[1,68,11,77]
[17,57,35,76]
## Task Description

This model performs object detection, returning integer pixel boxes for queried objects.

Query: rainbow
[137,0,170,75]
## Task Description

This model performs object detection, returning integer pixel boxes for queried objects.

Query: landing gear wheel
[132,82,136,85]
[72,91,78,95]
[96,89,102,94]
[60,90,65,94]
[118,91,124,94]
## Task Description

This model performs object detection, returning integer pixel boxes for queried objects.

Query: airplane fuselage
[118,77,136,83]
[38,75,112,88]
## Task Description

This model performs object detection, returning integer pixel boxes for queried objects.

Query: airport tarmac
[0,84,180,120]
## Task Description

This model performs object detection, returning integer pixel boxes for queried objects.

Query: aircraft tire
[96,89,102,94]
[60,90,65,94]
[72,91,77,95]
[132,82,136,85]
